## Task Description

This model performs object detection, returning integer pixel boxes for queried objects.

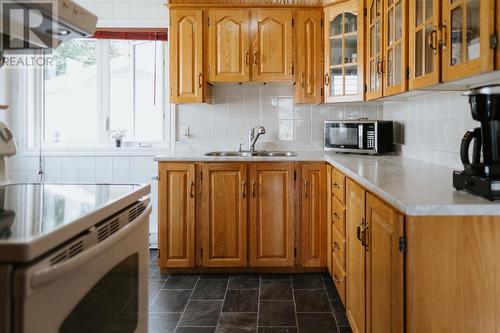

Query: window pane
[44,39,98,143]
[134,41,163,142]
[110,40,134,139]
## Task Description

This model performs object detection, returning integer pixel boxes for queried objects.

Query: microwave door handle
[358,124,363,149]
[30,203,152,290]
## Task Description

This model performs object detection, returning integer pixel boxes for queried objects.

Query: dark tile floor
[149,250,352,333]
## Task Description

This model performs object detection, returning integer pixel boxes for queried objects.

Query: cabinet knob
[251,180,256,198]
[333,274,340,283]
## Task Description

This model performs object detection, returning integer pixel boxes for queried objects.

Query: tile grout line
[174,274,201,332]
[322,277,342,333]
[256,273,262,331]
[292,276,300,333]
[149,273,170,306]
[214,275,231,331]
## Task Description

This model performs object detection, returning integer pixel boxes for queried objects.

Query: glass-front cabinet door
[383,0,408,96]
[409,0,440,89]
[441,0,494,82]
[366,0,383,100]
[324,0,364,103]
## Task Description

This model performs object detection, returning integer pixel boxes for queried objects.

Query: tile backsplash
[383,91,476,169]
[174,85,383,152]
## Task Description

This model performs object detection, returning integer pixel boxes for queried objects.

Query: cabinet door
[326,166,333,276]
[295,10,323,104]
[252,10,294,82]
[201,163,248,267]
[383,0,408,96]
[170,10,204,103]
[249,163,295,267]
[365,194,404,333]
[301,163,327,267]
[346,179,366,333]
[366,0,384,100]
[441,0,495,81]
[409,0,440,89]
[325,0,364,102]
[208,10,250,82]
[158,163,196,268]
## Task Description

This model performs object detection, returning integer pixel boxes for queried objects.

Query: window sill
[19,145,171,157]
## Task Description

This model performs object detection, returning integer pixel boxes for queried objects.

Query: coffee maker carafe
[453,85,500,200]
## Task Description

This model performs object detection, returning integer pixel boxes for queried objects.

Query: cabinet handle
[251,180,256,198]
[360,220,369,250]
[356,220,363,244]
[254,51,258,65]
[333,212,340,220]
[334,242,340,250]
[376,58,382,76]
[245,51,249,65]
[301,73,305,88]
[304,180,309,198]
[333,274,340,283]
[324,73,330,86]
[333,182,340,189]
[241,181,246,198]
[189,181,194,198]
[428,26,438,55]
[197,72,202,88]
[440,20,447,51]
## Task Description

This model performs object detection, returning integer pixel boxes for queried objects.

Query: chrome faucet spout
[248,125,266,152]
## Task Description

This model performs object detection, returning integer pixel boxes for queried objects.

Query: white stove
[0,123,152,333]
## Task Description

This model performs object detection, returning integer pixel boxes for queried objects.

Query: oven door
[12,201,151,333]
[324,122,362,150]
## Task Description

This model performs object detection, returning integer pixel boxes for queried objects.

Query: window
[26,37,167,149]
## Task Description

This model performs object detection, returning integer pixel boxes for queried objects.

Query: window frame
[19,38,171,155]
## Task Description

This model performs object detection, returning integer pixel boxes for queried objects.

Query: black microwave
[324,120,394,154]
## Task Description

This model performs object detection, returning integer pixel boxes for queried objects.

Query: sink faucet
[248,125,266,153]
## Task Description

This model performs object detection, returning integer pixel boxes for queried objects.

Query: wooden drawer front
[332,227,346,271]
[331,169,346,204]
[332,198,346,238]
[332,257,346,306]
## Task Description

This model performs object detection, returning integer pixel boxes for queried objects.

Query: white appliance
[0,122,151,333]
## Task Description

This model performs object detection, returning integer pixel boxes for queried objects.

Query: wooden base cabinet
[366,194,404,333]
[249,163,295,267]
[301,163,327,267]
[158,163,196,268]
[201,163,248,267]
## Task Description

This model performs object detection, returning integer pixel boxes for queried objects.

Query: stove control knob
[0,127,13,142]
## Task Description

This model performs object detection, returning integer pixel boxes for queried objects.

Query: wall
[383,91,476,169]
[174,84,383,151]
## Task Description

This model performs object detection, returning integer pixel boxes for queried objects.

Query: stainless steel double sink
[205,151,298,157]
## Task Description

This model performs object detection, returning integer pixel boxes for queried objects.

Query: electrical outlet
[180,126,190,139]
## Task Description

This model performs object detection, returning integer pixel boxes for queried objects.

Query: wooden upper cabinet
[324,0,364,102]
[208,10,251,82]
[365,194,404,333]
[301,163,327,267]
[249,163,295,267]
[366,0,384,100]
[346,179,366,333]
[201,163,248,267]
[158,163,196,268]
[441,0,495,82]
[408,0,441,89]
[170,10,205,104]
[295,10,324,104]
[251,10,294,82]
[382,0,408,96]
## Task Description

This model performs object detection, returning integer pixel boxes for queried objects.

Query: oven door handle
[30,203,152,290]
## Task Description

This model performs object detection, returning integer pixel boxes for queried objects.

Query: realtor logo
[1,0,57,52]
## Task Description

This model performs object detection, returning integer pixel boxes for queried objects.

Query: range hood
[1,0,97,55]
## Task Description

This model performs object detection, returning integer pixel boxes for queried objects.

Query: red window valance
[92,29,168,41]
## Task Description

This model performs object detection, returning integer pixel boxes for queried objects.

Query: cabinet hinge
[294,248,297,258]
[292,66,295,75]
[294,170,297,181]
[406,67,410,80]
[158,249,160,259]
[200,171,203,182]
[292,18,294,27]
[490,33,498,49]
[363,8,367,17]
[364,84,367,93]
[200,248,203,258]
[321,19,323,27]
[399,237,406,252]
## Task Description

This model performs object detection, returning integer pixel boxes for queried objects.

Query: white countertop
[155,152,500,216]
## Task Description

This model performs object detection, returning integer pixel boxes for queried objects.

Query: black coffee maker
[453,85,500,200]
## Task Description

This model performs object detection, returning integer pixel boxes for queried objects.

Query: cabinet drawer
[332,257,346,306]
[332,198,346,238]
[331,168,346,204]
[332,227,346,270]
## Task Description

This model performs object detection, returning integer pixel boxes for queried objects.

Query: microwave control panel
[364,124,376,149]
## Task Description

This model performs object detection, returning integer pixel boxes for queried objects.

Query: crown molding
[167,0,323,6]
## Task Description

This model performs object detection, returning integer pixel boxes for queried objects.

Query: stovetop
[0,183,150,263]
